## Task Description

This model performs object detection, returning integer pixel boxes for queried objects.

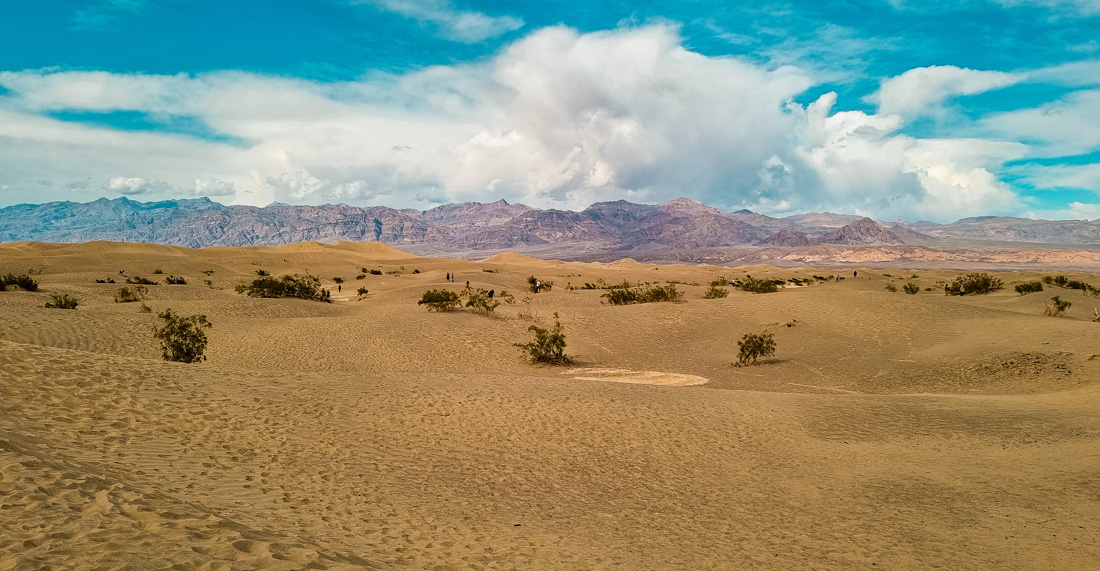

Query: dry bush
[515,313,571,365]
[736,332,776,366]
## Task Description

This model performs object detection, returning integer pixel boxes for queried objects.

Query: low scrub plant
[903,283,920,295]
[944,272,1004,296]
[356,286,369,296]
[738,276,778,294]
[152,269,164,275]
[126,276,159,285]
[152,308,211,363]
[465,288,501,316]
[527,275,554,293]
[884,283,898,292]
[1045,296,1071,317]
[703,284,730,299]
[235,274,331,302]
[602,284,684,305]
[95,278,116,284]
[115,286,147,303]
[736,332,776,366]
[255,269,269,276]
[0,273,39,292]
[165,275,186,285]
[333,277,344,284]
[44,293,79,309]
[515,313,571,365]
[1015,281,1043,295]
[417,289,461,312]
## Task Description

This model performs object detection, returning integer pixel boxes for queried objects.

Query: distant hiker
[853,270,858,277]
[488,289,494,299]
[338,284,341,293]
[535,279,542,293]
[466,280,470,288]
[446,272,450,281]
[835,274,840,282]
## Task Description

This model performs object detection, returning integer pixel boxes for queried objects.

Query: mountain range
[3,196,1100,265]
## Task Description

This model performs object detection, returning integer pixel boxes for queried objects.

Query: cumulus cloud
[104,175,175,195]
[357,0,523,42]
[0,24,1062,221]
[873,65,1024,117]
[980,88,1100,156]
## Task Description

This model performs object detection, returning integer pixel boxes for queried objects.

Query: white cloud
[993,0,1100,15]
[104,175,175,195]
[0,25,1053,221]
[191,177,236,197]
[357,0,523,42]
[873,65,1024,117]
[980,89,1100,156]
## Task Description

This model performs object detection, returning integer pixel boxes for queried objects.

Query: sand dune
[2,240,1099,569]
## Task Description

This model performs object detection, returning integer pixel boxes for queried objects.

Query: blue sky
[1,0,1099,221]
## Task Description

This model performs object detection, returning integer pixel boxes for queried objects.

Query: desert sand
[1,240,1099,569]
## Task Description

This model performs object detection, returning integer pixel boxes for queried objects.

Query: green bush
[126,276,159,285]
[369,269,383,275]
[44,293,79,309]
[234,274,331,302]
[601,284,684,305]
[0,273,39,292]
[737,332,776,366]
[417,289,461,312]
[152,309,212,363]
[903,283,920,295]
[356,286,369,296]
[515,313,571,365]
[1015,281,1043,295]
[115,286,147,303]
[944,272,1004,296]
[465,288,501,316]
[884,283,897,292]
[333,277,344,284]
[356,273,367,280]
[165,275,186,285]
[738,276,779,294]
[703,284,729,299]
[1045,296,1071,317]
[95,278,116,284]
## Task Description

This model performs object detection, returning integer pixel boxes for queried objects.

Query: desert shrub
[739,276,778,294]
[333,277,344,284]
[356,273,366,280]
[356,286,369,296]
[482,268,499,273]
[234,274,331,302]
[369,269,382,275]
[1045,296,1071,317]
[417,289,461,312]
[465,288,501,316]
[152,269,164,274]
[115,286,147,303]
[44,293,79,309]
[884,283,898,292]
[1066,280,1092,291]
[944,272,1004,296]
[412,269,420,274]
[1042,275,1068,287]
[255,269,269,276]
[1015,281,1043,295]
[139,302,152,313]
[202,269,215,276]
[1,273,39,292]
[602,284,683,305]
[165,275,186,285]
[204,279,213,288]
[152,309,211,363]
[95,278,116,284]
[498,290,515,305]
[736,332,776,366]
[126,276,158,285]
[903,283,920,295]
[514,313,571,365]
[527,276,554,293]
[704,284,730,299]
[709,276,729,287]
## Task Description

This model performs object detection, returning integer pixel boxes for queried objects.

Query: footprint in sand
[564,367,708,386]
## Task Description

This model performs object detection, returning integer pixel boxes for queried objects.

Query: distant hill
[3,197,1100,263]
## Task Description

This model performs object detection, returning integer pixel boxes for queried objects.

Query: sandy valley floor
[1,240,1099,569]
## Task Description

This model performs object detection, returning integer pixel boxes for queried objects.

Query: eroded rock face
[817,218,905,245]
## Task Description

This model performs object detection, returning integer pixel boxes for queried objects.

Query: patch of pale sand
[566,367,708,386]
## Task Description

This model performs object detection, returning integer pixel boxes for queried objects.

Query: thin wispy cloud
[356,0,523,42]
[71,0,150,29]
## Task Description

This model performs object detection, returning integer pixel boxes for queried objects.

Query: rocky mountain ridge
[3,197,1100,264]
